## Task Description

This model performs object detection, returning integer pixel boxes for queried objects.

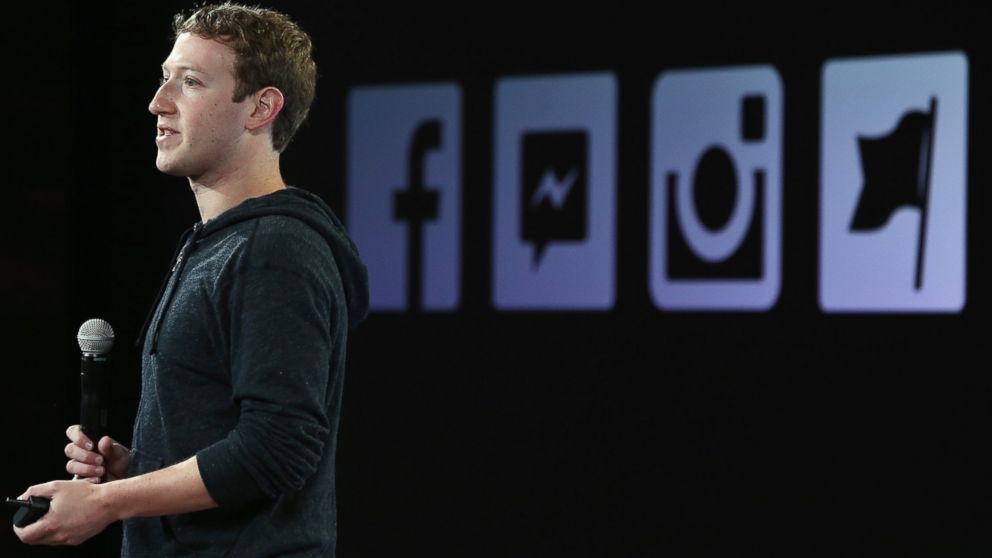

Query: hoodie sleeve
[195,219,340,507]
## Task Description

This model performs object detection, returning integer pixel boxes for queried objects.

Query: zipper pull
[172,223,200,273]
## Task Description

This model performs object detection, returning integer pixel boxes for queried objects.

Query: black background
[2,2,988,556]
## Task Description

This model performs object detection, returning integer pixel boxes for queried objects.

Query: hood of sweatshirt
[198,186,370,328]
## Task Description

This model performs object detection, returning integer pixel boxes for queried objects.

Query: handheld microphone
[77,319,114,451]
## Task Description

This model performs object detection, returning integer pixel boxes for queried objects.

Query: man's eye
[159,76,169,86]
[183,77,199,87]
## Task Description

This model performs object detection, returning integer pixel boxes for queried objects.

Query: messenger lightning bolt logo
[493,73,616,310]
[531,169,579,209]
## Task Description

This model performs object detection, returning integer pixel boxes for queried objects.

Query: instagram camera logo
[650,66,782,311]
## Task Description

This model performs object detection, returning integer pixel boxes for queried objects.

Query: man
[14,3,368,556]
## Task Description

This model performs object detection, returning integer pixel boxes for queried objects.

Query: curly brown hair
[172,2,317,153]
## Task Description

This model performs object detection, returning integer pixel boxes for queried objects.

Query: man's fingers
[66,460,104,480]
[13,520,37,543]
[22,481,58,500]
[64,443,103,466]
[13,509,53,544]
[65,425,94,451]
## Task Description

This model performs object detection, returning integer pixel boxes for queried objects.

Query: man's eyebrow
[161,63,207,74]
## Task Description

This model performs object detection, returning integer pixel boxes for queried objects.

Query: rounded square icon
[346,83,462,312]
[649,66,783,311]
[493,73,617,310]
[820,52,968,313]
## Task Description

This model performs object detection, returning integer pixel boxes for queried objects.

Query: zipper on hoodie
[136,222,203,354]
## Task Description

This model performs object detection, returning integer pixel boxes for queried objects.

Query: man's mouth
[156,126,180,143]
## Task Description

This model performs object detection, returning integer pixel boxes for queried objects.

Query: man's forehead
[162,33,235,75]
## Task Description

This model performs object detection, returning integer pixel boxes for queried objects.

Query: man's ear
[246,86,285,132]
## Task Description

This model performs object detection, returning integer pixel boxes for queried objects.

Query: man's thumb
[98,436,128,461]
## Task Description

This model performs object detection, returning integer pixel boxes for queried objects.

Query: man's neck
[189,150,286,223]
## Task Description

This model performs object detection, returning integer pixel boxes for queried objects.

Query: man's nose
[149,83,175,115]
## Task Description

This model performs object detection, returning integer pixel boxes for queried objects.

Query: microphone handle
[80,355,108,451]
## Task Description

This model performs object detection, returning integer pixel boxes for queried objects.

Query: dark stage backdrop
[3,2,989,556]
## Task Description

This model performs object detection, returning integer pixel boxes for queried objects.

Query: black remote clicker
[6,497,50,528]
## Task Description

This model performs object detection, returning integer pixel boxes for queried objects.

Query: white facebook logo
[820,52,968,313]
[346,84,461,311]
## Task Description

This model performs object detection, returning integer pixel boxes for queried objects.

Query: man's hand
[12,480,116,546]
[65,425,130,482]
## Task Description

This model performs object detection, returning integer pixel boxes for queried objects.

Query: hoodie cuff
[196,439,267,508]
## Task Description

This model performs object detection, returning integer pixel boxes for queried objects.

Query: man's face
[149,33,251,179]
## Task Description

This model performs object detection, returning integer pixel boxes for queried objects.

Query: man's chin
[155,157,188,177]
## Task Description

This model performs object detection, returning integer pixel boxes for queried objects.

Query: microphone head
[77,319,115,356]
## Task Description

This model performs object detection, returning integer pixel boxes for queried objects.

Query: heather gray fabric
[123,187,368,557]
